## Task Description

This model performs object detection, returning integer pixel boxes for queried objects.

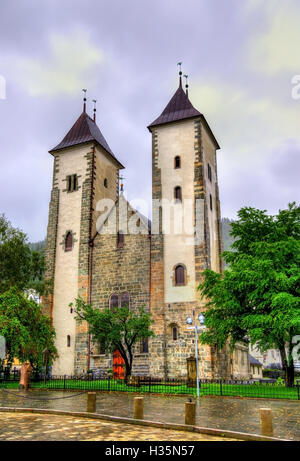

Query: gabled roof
[148,80,220,149]
[49,111,124,168]
[249,355,263,366]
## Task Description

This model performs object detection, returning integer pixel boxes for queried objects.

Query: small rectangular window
[140,338,149,353]
[67,174,78,192]
[209,194,213,211]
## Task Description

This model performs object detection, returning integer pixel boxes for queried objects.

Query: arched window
[175,264,185,286]
[174,156,181,169]
[117,231,124,248]
[67,335,71,347]
[104,178,108,188]
[121,292,130,308]
[65,232,73,251]
[174,186,182,202]
[172,326,178,341]
[110,294,119,310]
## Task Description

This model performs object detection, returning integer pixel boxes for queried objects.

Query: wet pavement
[0,411,238,441]
[0,389,299,440]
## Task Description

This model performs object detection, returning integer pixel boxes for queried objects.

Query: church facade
[43,74,250,379]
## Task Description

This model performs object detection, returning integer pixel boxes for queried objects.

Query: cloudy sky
[0,0,299,241]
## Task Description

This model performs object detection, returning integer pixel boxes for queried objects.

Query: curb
[0,407,287,441]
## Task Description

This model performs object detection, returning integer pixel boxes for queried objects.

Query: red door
[113,350,125,379]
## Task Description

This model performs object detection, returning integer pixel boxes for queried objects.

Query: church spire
[177,62,183,88]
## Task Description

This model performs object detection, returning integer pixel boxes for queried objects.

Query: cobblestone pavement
[0,412,238,441]
[1,390,299,440]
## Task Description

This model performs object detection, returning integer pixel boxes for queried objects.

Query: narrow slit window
[65,232,73,251]
[174,156,181,169]
[175,264,185,286]
[104,178,108,188]
[117,231,124,248]
[172,327,178,341]
[209,194,213,211]
[208,163,212,182]
[174,186,182,202]
[67,335,71,347]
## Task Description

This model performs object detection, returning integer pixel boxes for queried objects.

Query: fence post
[87,392,97,413]
[220,379,223,396]
[259,408,274,437]
[63,375,66,390]
[185,400,196,426]
[297,384,300,401]
[148,376,151,393]
[134,396,144,419]
[108,376,111,392]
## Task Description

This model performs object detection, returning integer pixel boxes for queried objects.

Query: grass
[1,379,299,400]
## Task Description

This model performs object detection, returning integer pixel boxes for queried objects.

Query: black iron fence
[1,372,300,400]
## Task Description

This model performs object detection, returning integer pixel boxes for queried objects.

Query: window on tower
[174,156,181,169]
[110,294,119,310]
[209,194,213,211]
[65,232,73,251]
[140,337,149,353]
[67,335,71,347]
[208,163,212,182]
[117,231,124,248]
[172,326,178,340]
[121,292,130,308]
[174,264,186,286]
[174,186,182,203]
[67,174,78,192]
[104,178,108,188]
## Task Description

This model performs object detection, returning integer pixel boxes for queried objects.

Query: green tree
[71,297,154,380]
[198,203,300,387]
[0,214,48,296]
[0,288,57,373]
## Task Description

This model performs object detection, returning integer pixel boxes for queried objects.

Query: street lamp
[186,313,206,398]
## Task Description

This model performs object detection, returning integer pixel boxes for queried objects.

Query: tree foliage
[71,297,154,379]
[0,288,57,370]
[198,203,300,386]
[0,214,48,296]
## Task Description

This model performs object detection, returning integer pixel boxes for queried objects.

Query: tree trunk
[279,344,295,387]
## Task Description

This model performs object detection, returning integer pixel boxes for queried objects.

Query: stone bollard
[259,408,274,437]
[87,392,96,413]
[185,400,196,426]
[134,396,144,420]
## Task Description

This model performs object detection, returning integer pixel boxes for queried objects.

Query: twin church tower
[44,70,247,379]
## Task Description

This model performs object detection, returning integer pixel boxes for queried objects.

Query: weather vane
[119,174,125,192]
[82,89,87,112]
[184,74,189,96]
[92,99,97,121]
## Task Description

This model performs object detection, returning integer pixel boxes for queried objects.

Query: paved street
[0,412,238,441]
[0,390,299,440]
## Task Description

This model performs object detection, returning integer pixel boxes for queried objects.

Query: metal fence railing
[1,372,300,401]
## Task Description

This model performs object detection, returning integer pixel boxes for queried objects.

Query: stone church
[43,72,250,380]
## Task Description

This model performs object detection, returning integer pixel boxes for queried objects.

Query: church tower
[148,71,228,379]
[44,97,124,375]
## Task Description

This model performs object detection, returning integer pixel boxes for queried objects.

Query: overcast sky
[0,0,299,241]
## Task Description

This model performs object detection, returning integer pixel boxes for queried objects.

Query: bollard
[259,408,274,437]
[134,396,144,419]
[87,392,96,413]
[185,401,196,426]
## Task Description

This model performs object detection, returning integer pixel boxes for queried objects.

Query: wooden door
[113,350,125,379]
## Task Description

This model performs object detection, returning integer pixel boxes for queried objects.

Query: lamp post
[186,313,205,398]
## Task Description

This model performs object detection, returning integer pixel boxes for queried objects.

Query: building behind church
[43,72,250,380]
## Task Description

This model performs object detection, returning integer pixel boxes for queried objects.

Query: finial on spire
[92,99,97,122]
[177,62,182,87]
[184,74,189,96]
[119,174,125,193]
[82,89,87,112]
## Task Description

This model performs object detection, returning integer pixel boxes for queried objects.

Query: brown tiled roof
[50,111,124,168]
[148,84,201,128]
[148,82,220,149]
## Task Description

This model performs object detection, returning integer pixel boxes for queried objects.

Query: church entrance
[113,350,125,379]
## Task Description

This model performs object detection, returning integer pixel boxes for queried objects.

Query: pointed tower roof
[148,79,220,149]
[49,111,124,168]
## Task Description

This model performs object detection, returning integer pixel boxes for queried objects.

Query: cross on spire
[119,174,125,193]
[82,89,87,112]
[177,62,183,87]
